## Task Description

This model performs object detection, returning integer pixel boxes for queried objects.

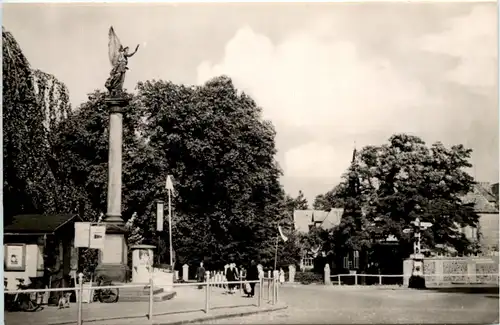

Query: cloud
[284,142,346,179]
[418,5,497,91]
[197,26,434,134]
[196,6,496,184]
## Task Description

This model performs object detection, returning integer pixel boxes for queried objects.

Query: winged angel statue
[105,27,139,96]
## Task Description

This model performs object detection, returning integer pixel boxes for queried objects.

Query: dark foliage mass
[3,27,296,270]
[4,27,479,275]
[316,134,480,272]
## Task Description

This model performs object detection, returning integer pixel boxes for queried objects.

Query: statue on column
[105,26,139,97]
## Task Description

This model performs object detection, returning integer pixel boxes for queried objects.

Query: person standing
[246,260,259,298]
[226,263,236,294]
[196,262,205,289]
[279,268,285,285]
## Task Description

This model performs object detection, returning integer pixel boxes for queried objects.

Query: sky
[4,2,498,204]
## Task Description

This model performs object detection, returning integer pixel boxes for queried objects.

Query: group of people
[195,260,286,298]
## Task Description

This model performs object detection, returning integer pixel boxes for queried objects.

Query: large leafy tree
[4,25,291,269]
[49,90,148,220]
[313,186,344,211]
[33,69,72,131]
[3,27,60,222]
[138,76,285,268]
[326,134,479,259]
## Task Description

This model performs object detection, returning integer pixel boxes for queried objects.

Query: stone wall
[404,256,499,286]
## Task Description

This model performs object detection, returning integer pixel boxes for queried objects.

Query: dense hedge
[295,271,323,285]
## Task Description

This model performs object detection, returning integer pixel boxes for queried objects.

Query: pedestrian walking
[245,260,259,298]
[196,261,205,289]
[226,263,237,294]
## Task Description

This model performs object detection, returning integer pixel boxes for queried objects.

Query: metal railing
[328,273,500,286]
[5,272,280,325]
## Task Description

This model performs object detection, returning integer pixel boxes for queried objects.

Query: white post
[204,271,210,313]
[77,273,83,325]
[275,276,279,303]
[239,270,243,295]
[168,188,173,267]
[148,276,154,320]
[258,277,263,307]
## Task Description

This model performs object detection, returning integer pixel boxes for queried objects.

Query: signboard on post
[420,222,433,229]
[74,222,91,248]
[74,222,106,249]
[157,201,164,232]
[89,225,106,249]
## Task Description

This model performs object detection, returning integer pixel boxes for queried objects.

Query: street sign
[420,222,433,229]
[166,175,174,191]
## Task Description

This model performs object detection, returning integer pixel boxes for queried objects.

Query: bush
[295,271,323,285]
[153,263,173,272]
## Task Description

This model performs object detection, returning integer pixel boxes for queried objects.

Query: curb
[153,305,288,325]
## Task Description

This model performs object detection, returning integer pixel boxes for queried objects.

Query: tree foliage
[326,134,479,258]
[3,28,300,271]
[3,27,60,222]
[313,186,344,211]
[136,76,286,267]
[293,190,309,210]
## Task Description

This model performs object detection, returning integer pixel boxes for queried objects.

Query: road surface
[196,285,499,324]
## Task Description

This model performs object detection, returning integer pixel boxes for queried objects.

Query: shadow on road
[425,287,499,295]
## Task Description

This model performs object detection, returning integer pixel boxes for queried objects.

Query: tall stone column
[95,96,130,282]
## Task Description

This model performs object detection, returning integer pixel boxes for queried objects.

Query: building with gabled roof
[293,209,344,270]
[293,208,343,234]
[4,214,81,292]
[460,182,499,254]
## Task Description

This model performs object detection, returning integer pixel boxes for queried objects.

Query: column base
[95,263,130,283]
[104,214,125,224]
[408,275,426,289]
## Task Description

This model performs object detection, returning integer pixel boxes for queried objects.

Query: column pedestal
[95,96,130,283]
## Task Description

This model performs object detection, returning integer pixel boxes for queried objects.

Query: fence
[328,273,500,286]
[5,272,280,325]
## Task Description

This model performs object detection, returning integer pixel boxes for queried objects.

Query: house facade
[460,182,499,255]
[293,208,343,270]
[293,181,499,271]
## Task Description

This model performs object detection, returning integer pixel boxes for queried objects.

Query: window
[343,256,349,269]
[353,251,360,269]
[303,258,314,267]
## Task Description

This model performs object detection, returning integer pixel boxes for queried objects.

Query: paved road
[196,285,499,324]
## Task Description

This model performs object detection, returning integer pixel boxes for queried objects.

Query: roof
[319,208,343,230]
[491,183,499,198]
[293,210,317,233]
[461,183,499,214]
[4,214,80,234]
[293,209,344,233]
[476,182,497,203]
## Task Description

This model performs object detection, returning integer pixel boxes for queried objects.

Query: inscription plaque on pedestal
[101,235,124,264]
